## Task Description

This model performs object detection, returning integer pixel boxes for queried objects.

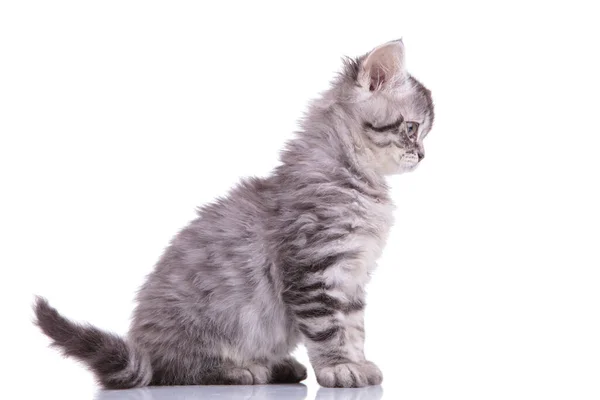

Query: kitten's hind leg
[151,359,271,385]
[213,364,271,385]
[270,357,308,384]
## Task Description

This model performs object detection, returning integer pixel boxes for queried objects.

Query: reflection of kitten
[35,39,434,389]
[96,385,309,400]
[94,385,382,400]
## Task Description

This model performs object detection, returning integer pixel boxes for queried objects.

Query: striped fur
[33,39,434,388]
[34,297,151,389]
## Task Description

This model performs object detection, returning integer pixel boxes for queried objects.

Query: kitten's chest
[350,197,395,268]
[321,197,394,299]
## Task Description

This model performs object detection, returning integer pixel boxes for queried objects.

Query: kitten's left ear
[359,39,407,91]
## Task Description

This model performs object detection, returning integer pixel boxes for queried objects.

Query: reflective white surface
[95,385,383,400]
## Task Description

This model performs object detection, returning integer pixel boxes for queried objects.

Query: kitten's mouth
[399,153,420,169]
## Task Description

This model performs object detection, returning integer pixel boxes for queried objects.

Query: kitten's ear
[359,39,407,91]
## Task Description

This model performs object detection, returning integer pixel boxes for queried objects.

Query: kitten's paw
[246,364,271,384]
[271,357,308,383]
[316,361,383,388]
[224,364,270,385]
[222,367,254,385]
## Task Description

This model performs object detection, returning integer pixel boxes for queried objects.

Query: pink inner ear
[363,41,405,91]
[369,64,387,91]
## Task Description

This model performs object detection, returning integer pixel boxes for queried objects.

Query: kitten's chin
[382,154,420,175]
[377,162,418,176]
[363,146,420,176]
[393,164,419,175]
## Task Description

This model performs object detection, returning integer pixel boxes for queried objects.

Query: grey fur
[34,39,434,389]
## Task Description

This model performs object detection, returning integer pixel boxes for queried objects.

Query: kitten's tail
[33,296,152,389]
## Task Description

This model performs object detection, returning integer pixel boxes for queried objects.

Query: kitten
[34,39,434,389]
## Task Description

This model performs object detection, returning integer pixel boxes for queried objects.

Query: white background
[1,1,599,399]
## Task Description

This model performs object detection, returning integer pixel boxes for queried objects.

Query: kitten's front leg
[283,267,382,388]
[308,310,382,388]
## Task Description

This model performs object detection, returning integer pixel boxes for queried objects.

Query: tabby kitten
[34,39,434,389]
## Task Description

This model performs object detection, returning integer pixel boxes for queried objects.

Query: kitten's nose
[417,151,425,162]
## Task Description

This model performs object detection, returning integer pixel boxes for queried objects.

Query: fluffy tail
[33,296,152,389]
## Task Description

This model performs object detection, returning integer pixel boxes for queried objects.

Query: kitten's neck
[316,103,386,181]
[282,101,389,195]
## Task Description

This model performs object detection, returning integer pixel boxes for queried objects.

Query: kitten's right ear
[358,39,407,91]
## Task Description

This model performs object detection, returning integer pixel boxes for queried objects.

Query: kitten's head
[334,40,434,175]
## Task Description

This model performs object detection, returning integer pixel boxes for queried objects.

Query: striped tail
[33,296,152,389]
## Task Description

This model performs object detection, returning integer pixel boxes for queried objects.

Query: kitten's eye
[406,122,419,137]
